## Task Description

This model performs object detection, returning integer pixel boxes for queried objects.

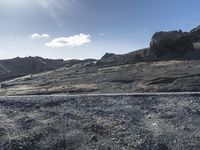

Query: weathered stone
[148,30,194,60]
[155,143,169,150]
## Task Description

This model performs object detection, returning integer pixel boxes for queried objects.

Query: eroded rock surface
[148,31,194,59]
[147,25,200,60]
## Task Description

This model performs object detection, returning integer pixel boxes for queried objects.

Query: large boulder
[147,30,194,60]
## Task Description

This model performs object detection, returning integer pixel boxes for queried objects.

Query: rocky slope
[2,59,200,95]
[0,57,68,82]
[0,57,95,83]
[1,25,200,95]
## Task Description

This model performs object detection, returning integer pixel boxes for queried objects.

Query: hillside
[1,25,200,95]
[0,57,95,83]
[0,57,68,82]
[1,59,200,95]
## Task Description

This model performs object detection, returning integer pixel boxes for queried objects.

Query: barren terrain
[0,94,200,150]
[2,26,200,95]
[1,60,200,95]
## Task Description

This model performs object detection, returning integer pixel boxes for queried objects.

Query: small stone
[116,138,128,146]
[181,125,190,131]
[34,104,40,109]
[146,115,152,119]
[155,143,169,150]
[90,135,98,142]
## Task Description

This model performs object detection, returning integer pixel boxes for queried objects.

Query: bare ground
[2,60,200,95]
[0,94,200,150]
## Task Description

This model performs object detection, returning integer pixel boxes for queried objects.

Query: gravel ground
[0,94,200,150]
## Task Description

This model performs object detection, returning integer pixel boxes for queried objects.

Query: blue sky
[0,0,200,60]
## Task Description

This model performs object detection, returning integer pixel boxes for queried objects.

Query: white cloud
[99,33,104,36]
[30,33,50,40]
[45,33,90,48]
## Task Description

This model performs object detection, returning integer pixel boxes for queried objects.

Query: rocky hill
[1,25,200,95]
[0,57,67,82]
[97,25,200,67]
[0,56,95,82]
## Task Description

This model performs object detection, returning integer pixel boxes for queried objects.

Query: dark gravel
[0,94,200,150]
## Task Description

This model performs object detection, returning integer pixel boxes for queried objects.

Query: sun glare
[0,0,29,7]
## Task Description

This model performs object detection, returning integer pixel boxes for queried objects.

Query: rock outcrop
[147,25,200,60]
[96,25,200,67]
[148,30,194,59]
